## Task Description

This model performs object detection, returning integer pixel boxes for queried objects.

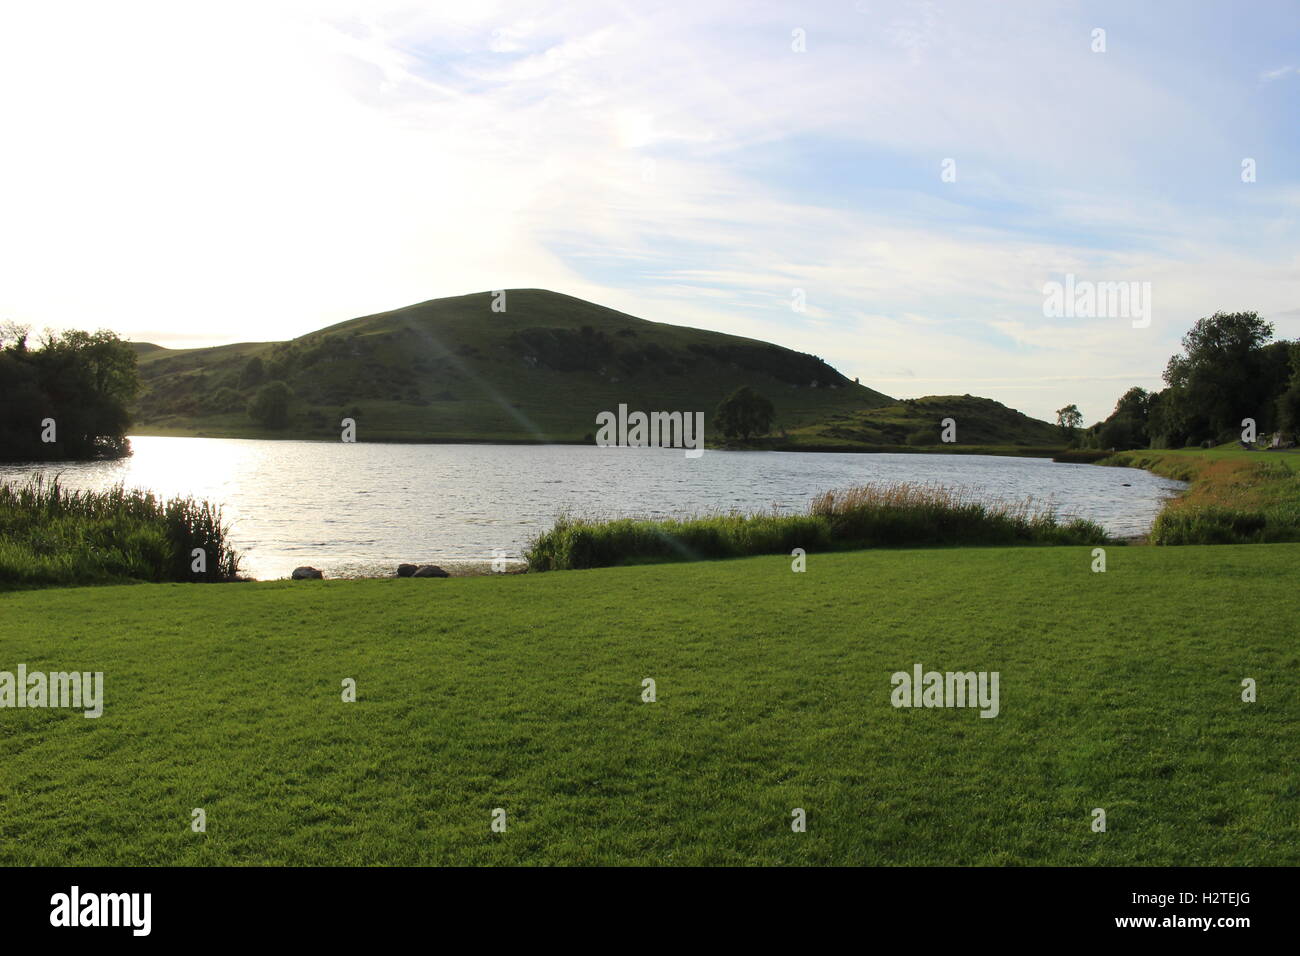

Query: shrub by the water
[809,482,1105,547]
[1150,506,1270,545]
[526,482,1109,571]
[0,478,241,588]
[525,512,833,571]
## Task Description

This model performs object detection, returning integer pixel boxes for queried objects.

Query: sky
[1,0,1297,423]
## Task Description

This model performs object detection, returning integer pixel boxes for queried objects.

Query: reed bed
[0,477,241,588]
[526,481,1109,571]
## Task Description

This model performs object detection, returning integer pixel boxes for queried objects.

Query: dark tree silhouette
[0,327,139,461]
[713,386,775,440]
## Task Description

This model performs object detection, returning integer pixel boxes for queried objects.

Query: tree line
[1062,311,1299,450]
[0,324,140,462]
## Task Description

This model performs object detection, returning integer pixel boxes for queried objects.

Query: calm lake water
[0,437,1185,580]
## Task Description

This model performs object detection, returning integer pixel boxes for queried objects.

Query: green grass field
[1,543,1294,865]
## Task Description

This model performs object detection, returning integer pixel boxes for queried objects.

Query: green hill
[131,289,1060,449]
[133,289,894,442]
[784,394,1063,450]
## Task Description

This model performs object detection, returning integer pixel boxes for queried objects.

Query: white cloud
[0,0,1296,425]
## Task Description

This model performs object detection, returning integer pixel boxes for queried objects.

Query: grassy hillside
[0,544,1294,865]
[783,393,1062,449]
[132,289,893,442]
[130,290,1061,449]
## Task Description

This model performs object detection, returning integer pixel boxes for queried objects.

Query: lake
[0,437,1185,580]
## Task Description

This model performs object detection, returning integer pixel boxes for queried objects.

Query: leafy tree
[1161,311,1274,441]
[238,356,265,389]
[205,386,243,414]
[0,351,45,457]
[1089,313,1297,448]
[247,380,292,429]
[1277,384,1300,436]
[712,386,775,440]
[1097,387,1151,450]
[0,320,30,350]
[1055,404,1083,444]
[0,328,139,461]
[1276,342,1300,437]
[1147,385,1194,448]
[46,329,140,407]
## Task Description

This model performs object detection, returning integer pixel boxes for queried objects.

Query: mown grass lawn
[0,544,1295,866]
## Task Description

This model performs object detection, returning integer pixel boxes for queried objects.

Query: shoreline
[5,432,1070,464]
[1097,446,1299,544]
[8,444,1275,589]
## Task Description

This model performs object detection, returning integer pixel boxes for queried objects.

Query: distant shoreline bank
[119,430,1066,459]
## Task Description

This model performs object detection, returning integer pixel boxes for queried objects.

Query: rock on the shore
[411,565,450,578]
[291,566,324,580]
[396,563,418,577]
